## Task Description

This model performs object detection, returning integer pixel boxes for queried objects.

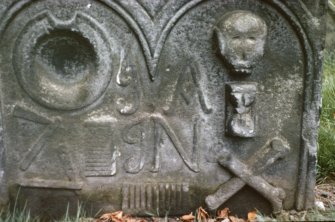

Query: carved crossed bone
[205,138,290,213]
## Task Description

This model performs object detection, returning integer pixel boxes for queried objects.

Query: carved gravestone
[0,0,326,219]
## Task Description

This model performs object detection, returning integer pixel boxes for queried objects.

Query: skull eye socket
[248,36,256,41]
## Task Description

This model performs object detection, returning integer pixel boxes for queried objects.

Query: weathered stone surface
[0,101,8,207]
[0,0,326,219]
[326,1,335,49]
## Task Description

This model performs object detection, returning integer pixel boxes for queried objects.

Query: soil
[315,182,335,209]
[273,181,335,221]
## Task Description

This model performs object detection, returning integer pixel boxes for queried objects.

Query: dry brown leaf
[181,212,195,222]
[96,213,113,222]
[229,216,246,222]
[229,216,238,222]
[125,218,147,222]
[151,217,160,222]
[198,207,209,217]
[197,207,209,222]
[113,211,124,220]
[217,208,230,219]
[97,211,124,222]
[247,210,257,222]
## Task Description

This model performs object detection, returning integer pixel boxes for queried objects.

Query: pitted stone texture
[0,0,326,219]
[326,1,335,49]
[0,104,8,207]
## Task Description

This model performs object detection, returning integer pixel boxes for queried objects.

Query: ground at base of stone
[315,182,335,209]
[2,183,334,222]
[85,182,335,222]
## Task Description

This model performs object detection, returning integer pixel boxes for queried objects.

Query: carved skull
[216,10,267,75]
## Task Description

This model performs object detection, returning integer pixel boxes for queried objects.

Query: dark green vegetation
[317,51,335,183]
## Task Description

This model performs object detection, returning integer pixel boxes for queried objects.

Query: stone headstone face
[0,101,8,208]
[0,0,326,218]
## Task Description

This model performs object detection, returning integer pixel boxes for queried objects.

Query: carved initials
[116,46,142,116]
[122,114,200,174]
[151,116,201,173]
[164,62,212,115]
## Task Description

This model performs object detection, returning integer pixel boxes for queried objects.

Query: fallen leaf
[197,207,209,222]
[97,211,124,222]
[217,208,230,219]
[198,207,209,216]
[96,214,112,222]
[181,212,195,222]
[125,218,148,222]
[151,217,160,222]
[113,211,124,220]
[229,216,246,222]
[229,216,238,222]
[247,210,257,222]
